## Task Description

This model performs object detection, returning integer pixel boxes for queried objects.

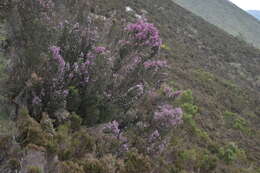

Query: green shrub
[176,90,194,105]
[124,151,152,173]
[198,153,218,171]
[70,112,82,131]
[218,142,245,164]
[181,103,198,115]
[83,158,105,173]
[16,108,48,147]
[233,117,247,130]
[177,148,217,171]
[224,111,253,135]
[179,149,197,161]
[58,149,73,161]
[27,166,43,173]
[194,128,210,142]
[8,158,20,170]
[71,131,95,158]
[59,161,84,173]
[224,111,237,117]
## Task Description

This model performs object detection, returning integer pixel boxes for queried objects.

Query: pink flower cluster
[163,87,182,99]
[154,104,183,128]
[105,120,120,136]
[143,60,167,69]
[125,19,162,48]
[149,130,160,142]
[32,96,42,105]
[94,46,106,54]
[50,46,65,71]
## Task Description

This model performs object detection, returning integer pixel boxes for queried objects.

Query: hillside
[171,0,260,49]
[248,10,260,20]
[0,0,260,172]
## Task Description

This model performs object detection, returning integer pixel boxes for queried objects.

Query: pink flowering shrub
[105,120,120,136]
[163,85,182,99]
[154,104,183,128]
[6,2,183,153]
[125,19,162,49]
[6,0,171,124]
[2,1,188,172]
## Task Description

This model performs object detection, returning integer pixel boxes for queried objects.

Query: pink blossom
[163,86,182,98]
[154,104,183,127]
[94,46,106,54]
[122,144,129,152]
[125,19,162,48]
[149,130,160,142]
[50,46,65,71]
[106,120,120,135]
[32,96,42,105]
[86,52,96,59]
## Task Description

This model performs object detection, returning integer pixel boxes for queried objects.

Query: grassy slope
[171,0,260,49]
[123,0,260,168]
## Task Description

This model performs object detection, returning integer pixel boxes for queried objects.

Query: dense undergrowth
[0,0,260,172]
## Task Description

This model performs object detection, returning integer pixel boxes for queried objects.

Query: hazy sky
[229,0,260,10]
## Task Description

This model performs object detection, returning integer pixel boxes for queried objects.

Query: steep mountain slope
[103,0,260,170]
[248,10,260,20]
[133,0,260,163]
[171,0,260,49]
[0,0,260,172]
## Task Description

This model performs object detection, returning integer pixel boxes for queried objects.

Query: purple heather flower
[154,104,183,128]
[50,46,65,71]
[122,143,129,152]
[149,130,160,142]
[86,52,96,59]
[163,86,182,98]
[125,19,162,48]
[106,120,120,135]
[158,142,166,153]
[63,90,69,97]
[32,96,42,105]
[94,46,106,54]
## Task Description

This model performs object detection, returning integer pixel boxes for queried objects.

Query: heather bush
[5,0,183,137]
[3,1,186,172]
[6,0,169,125]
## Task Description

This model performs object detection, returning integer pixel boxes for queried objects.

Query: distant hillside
[248,10,260,20]
[171,0,260,49]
